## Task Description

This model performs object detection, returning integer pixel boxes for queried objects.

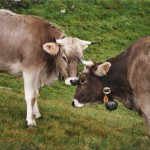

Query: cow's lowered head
[72,60,111,108]
[43,37,94,85]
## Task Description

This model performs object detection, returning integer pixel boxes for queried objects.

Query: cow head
[43,37,94,85]
[72,60,111,107]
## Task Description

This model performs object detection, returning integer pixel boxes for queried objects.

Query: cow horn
[78,39,92,45]
[91,42,97,45]
[81,60,94,67]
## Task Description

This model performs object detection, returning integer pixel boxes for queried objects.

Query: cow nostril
[70,79,78,85]
[72,101,75,107]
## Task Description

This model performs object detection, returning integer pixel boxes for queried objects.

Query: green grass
[0,0,150,149]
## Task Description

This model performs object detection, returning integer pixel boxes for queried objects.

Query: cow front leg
[142,111,150,138]
[138,96,150,138]
[33,89,41,119]
[23,72,38,127]
[145,118,150,138]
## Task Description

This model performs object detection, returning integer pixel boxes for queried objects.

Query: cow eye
[80,77,86,84]
[62,56,68,62]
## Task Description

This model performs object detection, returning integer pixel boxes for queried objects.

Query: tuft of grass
[0,0,150,149]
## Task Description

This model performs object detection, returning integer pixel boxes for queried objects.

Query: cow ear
[94,62,111,76]
[43,43,59,55]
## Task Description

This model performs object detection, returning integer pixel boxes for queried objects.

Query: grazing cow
[0,9,94,127]
[72,36,150,137]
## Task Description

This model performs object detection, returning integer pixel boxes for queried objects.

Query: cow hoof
[35,114,42,119]
[28,125,36,128]
[38,115,43,119]
[26,119,36,127]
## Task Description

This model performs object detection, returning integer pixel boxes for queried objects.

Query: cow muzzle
[65,77,79,86]
[72,99,84,108]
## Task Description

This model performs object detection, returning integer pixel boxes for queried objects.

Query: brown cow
[72,36,150,137]
[0,9,94,127]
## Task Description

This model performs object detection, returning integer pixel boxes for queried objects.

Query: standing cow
[0,9,94,127]
[72,36,150,137]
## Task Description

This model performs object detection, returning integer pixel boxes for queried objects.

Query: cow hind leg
[23,72,39,127]
[33,89,42,119]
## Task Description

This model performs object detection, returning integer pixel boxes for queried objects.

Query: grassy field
[0,0,150,149]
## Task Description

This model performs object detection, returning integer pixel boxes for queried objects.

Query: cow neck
[103,56,135,109]
[101,75,109,88]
